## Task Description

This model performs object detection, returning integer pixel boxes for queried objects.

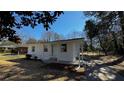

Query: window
[32,46,35,52]
[43,45,48,52]
[61,44,67,52]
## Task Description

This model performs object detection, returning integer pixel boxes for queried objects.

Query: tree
[52,32,63,40]
[84,11,124,54]
[66,31,83,39]
[0,11,63,43]
[83,40,88,51]
[84,18,112,55]
[41,31,63,41]
[118,12,124,48]
[26,38,37,44]
[84,20,97,51]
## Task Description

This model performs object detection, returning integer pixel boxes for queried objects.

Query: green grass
[0,53,25,61]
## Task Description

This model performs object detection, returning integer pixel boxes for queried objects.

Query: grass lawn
[0,52,124,81]
[83,52,124,80]
[0,53,25,60]
[0,53,85,81]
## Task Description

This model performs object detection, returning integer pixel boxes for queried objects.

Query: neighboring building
[17,44,28,54]
[0,40,28,54]
[0,40,17,53]
[0,45,16,53]
[27,38,84,64]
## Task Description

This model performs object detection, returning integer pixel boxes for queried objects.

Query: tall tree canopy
[84,11,124,54]
[84,20,97,50]
[0,11,63,43]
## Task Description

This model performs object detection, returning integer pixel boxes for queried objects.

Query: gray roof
[0,40,28,48]
[0,40,17,46]
[50,38,84,43]
[26,38,84,44]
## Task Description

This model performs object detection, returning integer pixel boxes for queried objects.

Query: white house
[27,38,84,64]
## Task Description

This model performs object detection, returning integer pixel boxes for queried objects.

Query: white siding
[35,44,42,59]
[59,42,74,61]
[41,44,52,60]
[72,40,83,62]
[27,39,83,64]
[51,42,74,62]
[27,44,36,55]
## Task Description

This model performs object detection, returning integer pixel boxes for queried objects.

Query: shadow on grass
[1,58,85,81]
[41,63,86,81]
[97,56,124,67]
[83,54,105,61]
[3,55,124,81]
[84,56,124,81]
[117,70,124,77]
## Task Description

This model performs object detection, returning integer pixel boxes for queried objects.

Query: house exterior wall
[27,43,52,60]
[35,44,42,59]
[40,43,52,60]
[27,44,36,55]
[27,44,37,58]
[54,42,74,62]
[72,40,83,62]
[27,39,83,64]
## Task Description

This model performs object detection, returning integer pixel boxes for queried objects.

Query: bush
[26,54,32,59]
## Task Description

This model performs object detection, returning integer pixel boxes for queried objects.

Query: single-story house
[27,38,84,64]
[0,40,28,54]
[0,45,16,52]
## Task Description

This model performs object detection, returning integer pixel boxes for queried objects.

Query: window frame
[32,46,35,52]
[61,44,67,52]
[43,45,48,52]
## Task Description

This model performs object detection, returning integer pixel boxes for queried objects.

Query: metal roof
[26,38,84,44]
[50,38,84,43]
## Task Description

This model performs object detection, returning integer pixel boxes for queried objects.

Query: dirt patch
[0,54,86,81]
[1,53,124,81]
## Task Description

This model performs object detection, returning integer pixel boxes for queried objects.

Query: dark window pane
[44,45,48,52]
[32,46,35,52]
[61,44,67,52]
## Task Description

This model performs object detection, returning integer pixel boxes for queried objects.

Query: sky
[17,11,88,41]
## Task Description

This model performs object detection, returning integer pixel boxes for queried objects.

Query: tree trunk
[118,11,124,54]
[90,39,93,51]
[97,35,108,55]
[111,32,119,54]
